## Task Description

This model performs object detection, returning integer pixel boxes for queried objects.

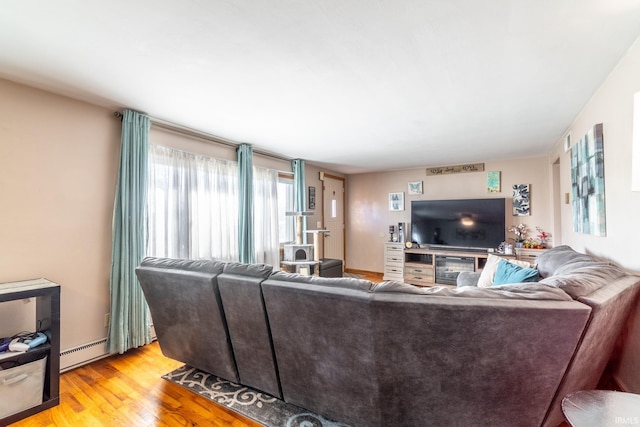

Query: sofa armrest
[457,271,481,287]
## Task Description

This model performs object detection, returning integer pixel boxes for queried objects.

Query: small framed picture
[389,192,404,211]
[487,171,501,193]
[408,181,423,195]
[308,186,316,210]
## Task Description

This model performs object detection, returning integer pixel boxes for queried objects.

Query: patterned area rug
[162,365,351,427]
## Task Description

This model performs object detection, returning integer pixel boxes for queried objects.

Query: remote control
[8,332,48,352]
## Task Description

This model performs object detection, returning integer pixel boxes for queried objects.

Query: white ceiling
[2,1,640,174]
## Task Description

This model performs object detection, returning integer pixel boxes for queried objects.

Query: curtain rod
[113,111,292,162]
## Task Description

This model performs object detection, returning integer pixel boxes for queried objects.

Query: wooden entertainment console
[383,242,547,287]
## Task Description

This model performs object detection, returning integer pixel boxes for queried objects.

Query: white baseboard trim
[60,338,111,372]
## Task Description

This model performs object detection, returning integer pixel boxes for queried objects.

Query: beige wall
[2,35,639,389]
[345,157,551,272]
[0,79,120,350]
[547,38,640,392]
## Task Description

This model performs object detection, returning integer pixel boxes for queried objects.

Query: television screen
[410,198,506,250]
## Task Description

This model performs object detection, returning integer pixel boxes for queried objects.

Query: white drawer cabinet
[383,242,405,281]
[515,248,548,265]
[404,263,434,286]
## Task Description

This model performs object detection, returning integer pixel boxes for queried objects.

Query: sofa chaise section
[535,248,640,427]
[135,257,239,382]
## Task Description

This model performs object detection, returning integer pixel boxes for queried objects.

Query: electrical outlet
[104,313,110,328]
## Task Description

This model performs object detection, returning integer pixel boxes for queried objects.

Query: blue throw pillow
[493,259,539,285]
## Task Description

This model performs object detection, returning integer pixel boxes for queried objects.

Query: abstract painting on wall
[512,184,530,216]
[571,123,606,236]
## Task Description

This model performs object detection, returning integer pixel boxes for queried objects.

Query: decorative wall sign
[308,186,316,210]
[487,171,501,193]
[426,163,485,176]
[512,184,530,216]
[389,192,404,211]
[408,181,423,195]
[571,123,606,236]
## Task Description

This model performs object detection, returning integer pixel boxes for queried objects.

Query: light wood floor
[10,341,260,427]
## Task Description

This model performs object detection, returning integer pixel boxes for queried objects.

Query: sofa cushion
[539,261,627,299]
[493,259,539,285]
[371,280,572,301]
[457,271,482,287]
[267,271,373,291]
[477,254,530,287]
[535,245,593,278]
[139,256,226,274]
[222,262,273,278]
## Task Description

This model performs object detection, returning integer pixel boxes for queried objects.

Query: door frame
[321,173,346,261]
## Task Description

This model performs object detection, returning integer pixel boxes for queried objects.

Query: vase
[515,242,524,248]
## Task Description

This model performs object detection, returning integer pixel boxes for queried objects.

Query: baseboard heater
[60,338,110,372]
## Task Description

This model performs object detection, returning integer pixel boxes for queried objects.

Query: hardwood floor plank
[9,342,260,427]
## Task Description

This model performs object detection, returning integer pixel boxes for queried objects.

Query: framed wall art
[308,186,316,210]
[389,192,404,211]
[487,171,501,193]
[512,184,530,216]
[571,123,606,236]
[408,181,423,195]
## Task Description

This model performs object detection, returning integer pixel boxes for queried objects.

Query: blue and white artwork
[571,123,606,236]
[512,184,530,216]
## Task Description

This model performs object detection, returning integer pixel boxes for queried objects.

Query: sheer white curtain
[146,144,280,267]
[146,145,239,261]
[253,166,280,266]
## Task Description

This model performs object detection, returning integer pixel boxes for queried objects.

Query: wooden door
[322,174,345,262]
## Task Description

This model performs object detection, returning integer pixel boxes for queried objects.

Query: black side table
[562,390,640,427]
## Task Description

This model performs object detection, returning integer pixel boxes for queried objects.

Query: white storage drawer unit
[383,242,405,281]
[0,356,47,419]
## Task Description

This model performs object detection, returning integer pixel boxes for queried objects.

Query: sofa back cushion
[218,269,280,398]
[138,256,226,274]
[535,245,593,278]
[539,261,626,299]
[372,280,573,301]
[267,271,373,291]
[136,258,238,382]
[261,278,378,427]
[222,262,273,278]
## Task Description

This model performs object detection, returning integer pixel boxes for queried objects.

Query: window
[277,173,295,244]
[146,144,282,266]
[146,145,239,260]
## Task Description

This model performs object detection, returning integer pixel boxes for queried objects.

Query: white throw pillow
[477,254,531,288]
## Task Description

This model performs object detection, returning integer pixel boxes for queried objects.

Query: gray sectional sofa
[135,246,640,427]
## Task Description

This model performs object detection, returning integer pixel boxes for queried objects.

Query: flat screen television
[410,198,506,251]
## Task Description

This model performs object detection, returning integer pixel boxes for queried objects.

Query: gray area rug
[163,365,351,427]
